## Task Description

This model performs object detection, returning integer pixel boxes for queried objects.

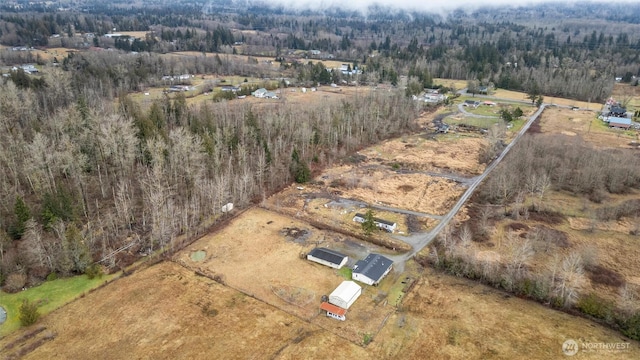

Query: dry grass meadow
[2,255,637,359]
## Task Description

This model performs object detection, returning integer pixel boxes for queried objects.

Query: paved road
[388,104,547,268]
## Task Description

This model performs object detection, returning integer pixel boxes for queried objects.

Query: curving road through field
[388,104,547,269]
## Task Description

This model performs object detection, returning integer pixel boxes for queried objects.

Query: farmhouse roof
[353,254,393,282]
[308,248,347,266]
[320,302,346,316]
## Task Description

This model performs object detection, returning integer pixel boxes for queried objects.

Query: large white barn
[329,281,362,309]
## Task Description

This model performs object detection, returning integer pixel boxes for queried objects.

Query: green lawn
[463,105,501,117]
[445,115,501,129]
[338,267,353,280]
[0,273,118,336]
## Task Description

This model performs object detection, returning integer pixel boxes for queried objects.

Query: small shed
[329,281,362,309]
[320,302,347,321]
[352,254,393,286]
[307,248,349,269]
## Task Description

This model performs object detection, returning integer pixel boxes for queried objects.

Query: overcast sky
[249,0,634,14]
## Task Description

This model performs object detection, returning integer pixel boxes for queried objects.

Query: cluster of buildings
[602,97,636,130]
[413,89,447,104]
[252,88,278,99]
[306,248,393,321]
[10,64,39,74]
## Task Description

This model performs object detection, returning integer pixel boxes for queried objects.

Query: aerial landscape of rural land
[1,0,640,358]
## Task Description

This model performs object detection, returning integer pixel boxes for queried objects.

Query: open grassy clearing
[433,78,468,91]
[456,97,537,117]
[492,89,596,109]
[268,184,439,237]
[0,273,118,336]
[371,267,639,359]
[537,107,638,147]
[175,207,399,344]
[116,31,152,39]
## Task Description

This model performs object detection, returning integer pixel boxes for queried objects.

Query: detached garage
[329,281,362,309]
[307,248,349,269]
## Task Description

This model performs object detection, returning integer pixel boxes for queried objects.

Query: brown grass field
[2,256,637,359]
[372,268,639,359]
[448,105,640,322]
[537,107,638,147]
[492,89,597,109]
[359,134,488,176]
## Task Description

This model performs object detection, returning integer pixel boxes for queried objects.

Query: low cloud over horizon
[240,0,636,14]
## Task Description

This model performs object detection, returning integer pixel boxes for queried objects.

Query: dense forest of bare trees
[0,67,418,290]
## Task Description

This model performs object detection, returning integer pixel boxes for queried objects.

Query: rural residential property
[352,254,394,286]
[352,213,397,233]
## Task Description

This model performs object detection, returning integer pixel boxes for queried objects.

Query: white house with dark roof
[307,248,349,269]
[352,253,393,286]
[352,213,397,233]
